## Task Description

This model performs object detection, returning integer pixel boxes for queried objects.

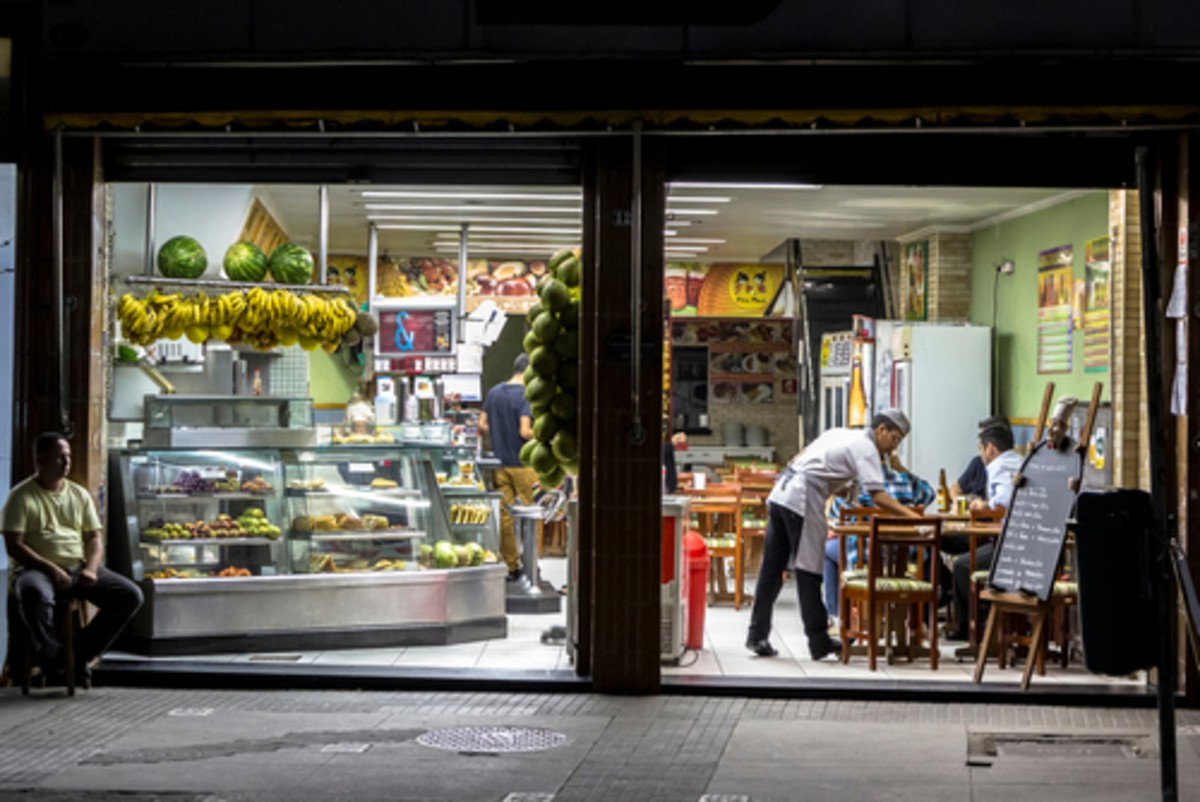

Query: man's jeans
[14,566,144,666]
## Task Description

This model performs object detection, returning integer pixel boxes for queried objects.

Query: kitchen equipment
[722,422,745,446]
[745,425,768,447]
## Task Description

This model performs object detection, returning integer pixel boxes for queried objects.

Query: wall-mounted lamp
[991,258,1016,414]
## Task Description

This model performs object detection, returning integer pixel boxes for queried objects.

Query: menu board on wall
[371,256,553,313]
[1037,244,1074,374]
[1083,237,1111,372]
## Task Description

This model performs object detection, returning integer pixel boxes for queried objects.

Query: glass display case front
[127,449,285,580]
[284,448,500,575]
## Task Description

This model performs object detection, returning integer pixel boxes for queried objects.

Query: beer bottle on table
[937,468,950,512]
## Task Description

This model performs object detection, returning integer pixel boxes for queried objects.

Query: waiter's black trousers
[747,503,829,644]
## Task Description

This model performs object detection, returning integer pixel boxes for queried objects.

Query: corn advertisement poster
[1037,244,1074,374]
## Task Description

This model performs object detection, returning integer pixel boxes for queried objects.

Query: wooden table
[830,518,1002,662]
[686,493,746,609]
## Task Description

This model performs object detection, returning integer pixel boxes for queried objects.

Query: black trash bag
[1074,490,1158,676]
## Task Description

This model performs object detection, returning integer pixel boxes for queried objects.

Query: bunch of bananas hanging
[116,288,362,353]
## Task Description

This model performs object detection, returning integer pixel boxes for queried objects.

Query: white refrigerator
[873,322,992,486]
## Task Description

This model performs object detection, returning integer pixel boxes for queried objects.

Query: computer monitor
[441,373,483,403]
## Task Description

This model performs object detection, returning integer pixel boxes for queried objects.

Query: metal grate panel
[416,725,569,754]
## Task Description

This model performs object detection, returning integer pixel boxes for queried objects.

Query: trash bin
[683,530,710,650]
[1074,489,1158,676]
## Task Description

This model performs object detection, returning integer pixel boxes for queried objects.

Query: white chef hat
[874,408,911,436]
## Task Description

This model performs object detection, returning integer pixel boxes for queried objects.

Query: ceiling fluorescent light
[369,215,581,225]
[435,230,580,239]
[436,235,581,244]
[365,204,582,214]
[435,241,579,250]
[428,246,578,256]
[375,224,463,232]
[665,246,708,253]
[669,238,726,245]
[665,252,701,259]
[662,195,731,203]
[664,209,718,216]
[668,182,823,190]
[361,191,581,201]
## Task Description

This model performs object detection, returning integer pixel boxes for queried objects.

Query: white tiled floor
[106,559,1146,689]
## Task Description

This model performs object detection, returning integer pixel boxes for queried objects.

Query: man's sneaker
[809,637,842,661]
[745,638,778,657]
[506,569,522,582]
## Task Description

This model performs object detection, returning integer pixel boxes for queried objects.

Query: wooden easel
[973,382,1101,690]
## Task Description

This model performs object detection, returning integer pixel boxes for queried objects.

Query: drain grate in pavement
[417,726,569,754]
[967,732,1155,766]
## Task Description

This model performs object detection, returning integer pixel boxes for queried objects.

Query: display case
[123,449,286,581]
[408,443,503,559]
[109,445,507,655]
[283,447,498,573]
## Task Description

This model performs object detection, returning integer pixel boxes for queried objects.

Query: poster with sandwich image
[368,256,549,312]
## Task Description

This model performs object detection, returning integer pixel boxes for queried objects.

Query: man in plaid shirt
[823,459,936,618]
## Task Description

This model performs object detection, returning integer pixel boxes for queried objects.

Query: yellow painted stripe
[44,104,1200,132]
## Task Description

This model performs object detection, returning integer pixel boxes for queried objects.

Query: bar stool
[9,596,90,696]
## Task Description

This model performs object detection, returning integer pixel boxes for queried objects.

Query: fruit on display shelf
[141,511,280,541]
[433,540,459,569]
[268,243,316,285]
[223,241,269,282]
[518,247,582,489]
[157,236,208,279]
[116,287,359,352]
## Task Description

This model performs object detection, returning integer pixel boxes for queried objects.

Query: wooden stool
[9,597,91,696]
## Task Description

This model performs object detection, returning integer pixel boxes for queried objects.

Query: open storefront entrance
[16,125,1190,700]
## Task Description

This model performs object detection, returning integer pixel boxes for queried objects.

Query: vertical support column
[13,134,104,492]
[1181,133,1200,702]
[578,137,664,693]
[1110,189,1145,490]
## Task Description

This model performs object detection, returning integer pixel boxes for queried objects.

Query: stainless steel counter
[126,564,507,654]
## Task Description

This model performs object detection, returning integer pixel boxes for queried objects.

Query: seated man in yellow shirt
[3,433,144,683]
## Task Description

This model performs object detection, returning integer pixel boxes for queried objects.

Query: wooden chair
[966,505,1005,649]
[7,596,91,697]
[839,516,943,671]
[684,483,745,609]
[733,469,776,584]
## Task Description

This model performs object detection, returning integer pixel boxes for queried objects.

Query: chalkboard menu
[989,443,1083,602]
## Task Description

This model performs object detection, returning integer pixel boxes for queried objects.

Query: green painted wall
[969,191,1110,420]
[309,350,359,405]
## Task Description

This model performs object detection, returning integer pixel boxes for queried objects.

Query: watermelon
[157,236,207,279]
[269,243,315,285]
[223,241,269,282]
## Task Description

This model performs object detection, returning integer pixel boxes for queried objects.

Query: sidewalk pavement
[0,686,1197,801]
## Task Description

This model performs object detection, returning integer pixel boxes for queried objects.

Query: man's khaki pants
[495,466,539,572]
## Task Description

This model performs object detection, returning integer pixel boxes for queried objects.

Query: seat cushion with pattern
[844,576,934,593]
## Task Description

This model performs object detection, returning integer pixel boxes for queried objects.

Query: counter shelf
[297,530,426,542]
[140,537,280,546]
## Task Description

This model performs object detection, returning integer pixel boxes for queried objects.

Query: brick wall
[1109,189,1148,491]
[928,232,973,322]
[686,396,801,464]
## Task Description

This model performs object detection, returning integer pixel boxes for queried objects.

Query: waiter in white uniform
[746,409,920,660]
